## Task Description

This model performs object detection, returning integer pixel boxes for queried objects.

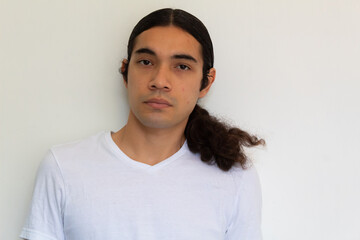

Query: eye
[138,59,152,66]
[176,64,190,71]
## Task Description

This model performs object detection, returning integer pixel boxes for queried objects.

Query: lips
[144,98,172,109]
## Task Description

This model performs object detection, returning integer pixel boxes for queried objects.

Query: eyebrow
[134,47,198,63]
[134,48,156,56]
[172,54,197,63]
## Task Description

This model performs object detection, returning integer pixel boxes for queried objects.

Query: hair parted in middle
[121,8,265,171]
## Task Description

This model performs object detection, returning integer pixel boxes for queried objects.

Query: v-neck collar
[104,131,187,172]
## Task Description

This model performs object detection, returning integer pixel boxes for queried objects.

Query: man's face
[124,25,214,130]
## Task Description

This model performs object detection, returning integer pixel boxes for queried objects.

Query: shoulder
[51,131,107,153]
[49,131,108,160]
[35,131,106,176]
[229,164,261,187]
[225,164,262,220]
[181,145,260,189]
[228,164,262,200]
[38,131,111,175]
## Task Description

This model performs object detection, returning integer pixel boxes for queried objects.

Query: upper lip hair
[144,98,172,106]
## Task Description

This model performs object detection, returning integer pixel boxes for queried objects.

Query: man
[21,8,264,240]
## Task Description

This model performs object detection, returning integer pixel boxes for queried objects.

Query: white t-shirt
[20,131,262,240]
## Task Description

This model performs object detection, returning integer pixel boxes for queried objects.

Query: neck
[111,112,187,166]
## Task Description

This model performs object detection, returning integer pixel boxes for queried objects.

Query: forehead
[132,26,202,62]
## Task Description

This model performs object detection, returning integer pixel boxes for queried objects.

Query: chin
[132,110,188,130]
[138,114,188,129]
[140,119,175,129]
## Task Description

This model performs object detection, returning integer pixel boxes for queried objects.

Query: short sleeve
[20,150,66,240]
[225,166,263,240]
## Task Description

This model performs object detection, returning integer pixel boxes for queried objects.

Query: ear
[121,59,129,88]
[199,68,216,98]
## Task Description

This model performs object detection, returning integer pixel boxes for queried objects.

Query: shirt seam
[226,168,245,234]
[49,148,68,234]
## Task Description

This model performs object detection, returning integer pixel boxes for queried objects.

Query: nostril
[148,78,171,90]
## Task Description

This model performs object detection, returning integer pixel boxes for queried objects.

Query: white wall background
[1,0,359,239]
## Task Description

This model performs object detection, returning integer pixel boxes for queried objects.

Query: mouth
[144,98,172,109]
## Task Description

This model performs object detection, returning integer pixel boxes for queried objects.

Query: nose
[148,64,171,91]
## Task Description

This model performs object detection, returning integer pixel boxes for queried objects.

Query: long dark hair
[121,8,265,171]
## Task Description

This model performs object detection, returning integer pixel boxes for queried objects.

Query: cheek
[184,89,201,106]
[127,71,146,94]
[182,88,190,104]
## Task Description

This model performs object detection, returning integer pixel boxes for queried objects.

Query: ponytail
[185,104,265,171]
